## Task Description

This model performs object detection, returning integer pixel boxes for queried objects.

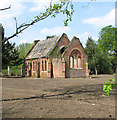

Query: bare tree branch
[2,1,74,44]
[0,5,11,11]
[13,17,18,36]
[3,13,51,44]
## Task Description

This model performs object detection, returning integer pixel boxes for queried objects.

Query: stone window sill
[70,68,82,70]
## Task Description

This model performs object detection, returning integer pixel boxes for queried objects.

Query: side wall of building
[25,58,52,78]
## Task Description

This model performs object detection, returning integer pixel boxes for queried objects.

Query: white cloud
[40,26,71,35]
[19,39,28,44]
[29,0,59,12]
[0,0,26,19]
[78,32,89,40]
[83,9,115,27]
[19,39,33,44]
[0,0,26,29]
[77,32,98,47]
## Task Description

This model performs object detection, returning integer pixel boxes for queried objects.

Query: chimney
[34,40,40,45]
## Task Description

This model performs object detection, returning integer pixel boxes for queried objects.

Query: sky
[0,0,116,47]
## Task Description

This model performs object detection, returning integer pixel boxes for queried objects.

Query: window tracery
[70,49,82,69]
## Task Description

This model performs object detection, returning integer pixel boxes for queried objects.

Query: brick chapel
[25,33,89,78]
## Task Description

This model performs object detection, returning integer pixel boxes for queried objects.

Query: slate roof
[25,36,60,59]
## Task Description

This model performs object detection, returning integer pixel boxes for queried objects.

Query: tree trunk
[95,67,97,75]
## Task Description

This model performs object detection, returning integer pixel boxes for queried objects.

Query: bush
[1,69,8,76]
[2,68,21,76]
[11,68,21,76]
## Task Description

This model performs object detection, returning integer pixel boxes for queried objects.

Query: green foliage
[1,25,22,69]
[103,78,117,95]
[2,67,21,76]
[98,25,117,73]
[34,1,74,27]
[98,25,117,53]
[2,40,22,69]
[2,1,74,44]
[85,37,113,74]
[2,41,32,69]
[11,67,21,76]
[17,43,33,59]
[1,69,8,76]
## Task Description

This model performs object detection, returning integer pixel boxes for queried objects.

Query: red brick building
[25,33,89,78]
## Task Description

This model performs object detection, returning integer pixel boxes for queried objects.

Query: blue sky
[0,0,116,47]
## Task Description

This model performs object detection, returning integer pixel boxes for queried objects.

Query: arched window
[78,56,81,68]
[74,53,77,68]
[42,61,44,71]
[33,62,36,71]
[70,57,73,68]
[45,60,47,71]
[69,49,82,69]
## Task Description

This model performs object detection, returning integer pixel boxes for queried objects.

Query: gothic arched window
[70,56,73,68]
[69,49,82,69]
[78,56,81,68]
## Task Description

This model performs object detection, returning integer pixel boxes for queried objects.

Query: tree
[17,43,33,60]
[2,1,74,44]
[85,37,112,75]
[85,37,98,74]
[2,40,22,69]
[1,1,74,68]
[0,24,4,40]
[0,5,11,11]
[1,25,22,68]
[98,25,117,73]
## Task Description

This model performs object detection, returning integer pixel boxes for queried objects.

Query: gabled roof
[25,35,61,60]
[63,36,87,57]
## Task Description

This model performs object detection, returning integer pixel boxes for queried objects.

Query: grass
[2,68,21,76]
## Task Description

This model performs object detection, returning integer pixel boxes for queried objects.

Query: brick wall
[47,59,52,78]
[40,58,48,78]
[53,58,65,78]
[70,69,86,78]
[25,35,89,78]
[64,36,89,78]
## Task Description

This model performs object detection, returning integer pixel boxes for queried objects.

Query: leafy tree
[85,37,112,75]
[17,43,33,60]
[85,37,98,74]
[98,25,117,73]
[95,51,113,74]
[2,40,22,69]
[1,25,22,69]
